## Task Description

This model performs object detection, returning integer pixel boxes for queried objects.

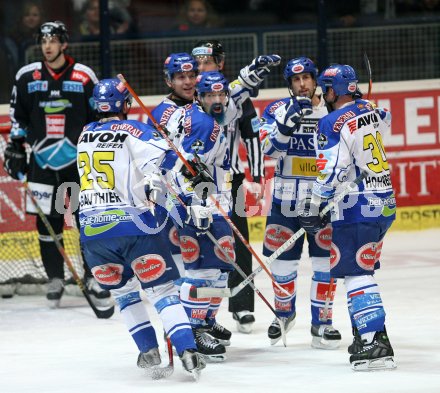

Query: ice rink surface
[1,229,439,393]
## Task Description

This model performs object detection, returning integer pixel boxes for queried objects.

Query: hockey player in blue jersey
[77,78,206,379]
[260,57,342,349]
[297,64,397,371]
[152,52,281,359]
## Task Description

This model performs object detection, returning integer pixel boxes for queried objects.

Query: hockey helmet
[318,64,358,96]
[283,56,318,81]
[163,53,198,80]
[191,40,225,64]
[196,71,229,95]
[37,21,69,44]
[93,78,132,113]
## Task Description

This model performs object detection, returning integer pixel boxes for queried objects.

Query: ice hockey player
[3,20,110,307]
[298,64,397,371]
[191,39,264,334]
[152,52,280,359]
[260,57,342,349]
[77,78,206,379]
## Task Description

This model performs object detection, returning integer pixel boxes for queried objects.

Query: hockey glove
[274,97,313,136]
[185,201,214,235]
[3,138,28,180]
[143,172,163,203]
[180,159,215,200]
[297,197,330,235]
[238,54,281,91]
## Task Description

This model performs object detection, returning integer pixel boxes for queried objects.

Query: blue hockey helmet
[93,78,131,113]
[163,53,198,80]
[196,71,229,95]
[318,64,358,96]
[37,21,69,44]
[283,56,318,81]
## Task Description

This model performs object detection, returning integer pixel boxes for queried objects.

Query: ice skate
[137,347,174,379]
[350,329,397,371]
[193,328,226,362]
[268,312,295,345]
[233,311,255,334]
[46,278,64,308]
[348,326,363,354]
[311,324,341,349]
[205,321,231,346]
[180,349,206,381]
[86,277,112,307]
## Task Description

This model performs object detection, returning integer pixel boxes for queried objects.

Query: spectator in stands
[77,0,135,37]
[0,34,17,104]
[175,0,221,31]
[9,1,45,66]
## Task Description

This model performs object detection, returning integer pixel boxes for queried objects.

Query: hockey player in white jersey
[152,52,280,358]
[260,57,342,349]
[297,64,396,371]
[77,78,206,379]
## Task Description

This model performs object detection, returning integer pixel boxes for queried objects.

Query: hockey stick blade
[190,286,232,298]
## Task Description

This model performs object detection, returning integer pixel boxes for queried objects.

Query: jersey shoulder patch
[72,63,99,84]
[15,62,42,80]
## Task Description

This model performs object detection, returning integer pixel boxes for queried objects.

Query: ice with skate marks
[351,356,397,372]
[142,363,175,380]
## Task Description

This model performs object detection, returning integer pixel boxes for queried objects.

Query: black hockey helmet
[192,40,225,65]
[37,21,69,44]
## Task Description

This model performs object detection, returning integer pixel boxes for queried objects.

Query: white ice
[1,229,440,393]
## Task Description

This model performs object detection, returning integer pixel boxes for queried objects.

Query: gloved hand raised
[143,172,163,203]
[297,196,330,234]
[185,201,214,235]
[238,54,281,90]
[3,138,28,180]
[274,97,313,136]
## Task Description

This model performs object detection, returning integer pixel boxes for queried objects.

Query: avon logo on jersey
[27,80,48,93]
[71,70,90,84]
[347,112,379,133]
[45,114,65,138]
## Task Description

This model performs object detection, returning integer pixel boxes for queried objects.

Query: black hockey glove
[3,138,28,180]
[297,197,330,235]
[275,97,313,136]
[180,158,215,200]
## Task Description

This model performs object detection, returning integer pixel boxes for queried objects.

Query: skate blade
[144,365,174,380]
[215,338,231,347]
[311,337,341,350]
[351,356,397,371]
[202,353,227,363]
[47,299,61,309]
[236,322,253,334]
[269,319,296,346]
[186,369,202,381]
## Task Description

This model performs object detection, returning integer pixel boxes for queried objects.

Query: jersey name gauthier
[80,191,122,207]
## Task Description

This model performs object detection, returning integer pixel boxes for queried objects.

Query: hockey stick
[195,171,368,298]
[117,73,288,297]
[363,52,372,100]
[320,277,335,323]
[18,173,114,319]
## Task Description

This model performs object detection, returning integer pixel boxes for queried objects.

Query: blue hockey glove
[274,97,313,136]
[3,138,28,180]
[250,55,282,71]
[297,197,329,235]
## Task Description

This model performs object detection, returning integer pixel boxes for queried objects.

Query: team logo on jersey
[317,133,328,149]
[330,242,340,269]
[315,226,332,250]
[92,263,123,286]
[180,236,200,263]
[32,69,42,80]
[264,224,295,252]
[169,226,180,247]
[356,242,380,271]
[131,254,167,283]
[214,236,235,263]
